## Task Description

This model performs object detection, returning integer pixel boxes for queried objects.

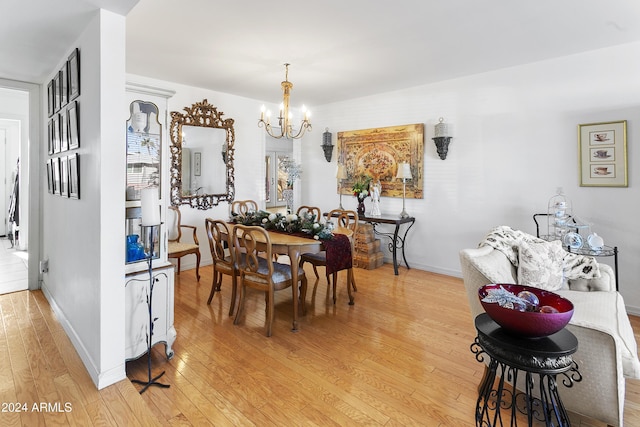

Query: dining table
[225,222,349,332]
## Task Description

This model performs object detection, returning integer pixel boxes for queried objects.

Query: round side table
[470,313,582,426]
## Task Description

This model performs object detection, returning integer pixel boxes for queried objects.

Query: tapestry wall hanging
[337,123,424,199]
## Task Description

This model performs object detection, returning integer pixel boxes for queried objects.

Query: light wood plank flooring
[0,263,638,425]
[0,237,28,295]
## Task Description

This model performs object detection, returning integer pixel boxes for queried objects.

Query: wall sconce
[432,117,452,160]
[336,163,347,209]
[395,162,412,218]
[322,128,334,162]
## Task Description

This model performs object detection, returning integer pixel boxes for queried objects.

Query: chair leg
[265,290,274,337]
[233,284,245,325]
[312,264,320,279]
[228,275,238,317]
[207,270,218,304]
[195,252,201,281]
[351,272,357,292]
[332,272,338,304]
[177,258,181,274]
[347,269,355,305]
[299,276,308,315]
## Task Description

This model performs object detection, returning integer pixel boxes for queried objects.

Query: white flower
[286,214,298,222]
[268,213,277,221]
[313,223,320,229]
[314,235,319,240]
[262,218,268,223]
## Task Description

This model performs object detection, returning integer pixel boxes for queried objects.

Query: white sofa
[460,227,640,426]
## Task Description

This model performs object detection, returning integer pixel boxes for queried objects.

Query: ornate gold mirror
[169,99,235,209]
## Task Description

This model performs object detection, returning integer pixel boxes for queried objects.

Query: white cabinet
[125,265,176,361]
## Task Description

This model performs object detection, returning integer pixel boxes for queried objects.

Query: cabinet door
[125,267,175,361]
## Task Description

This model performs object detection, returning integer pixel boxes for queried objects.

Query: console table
[326,212,415,275]
[470,313,582,426]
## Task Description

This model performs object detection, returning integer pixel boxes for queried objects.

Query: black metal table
[470,313,582,426]
[326,212,415,275]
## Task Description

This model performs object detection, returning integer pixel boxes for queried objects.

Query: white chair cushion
[557,289,640,379]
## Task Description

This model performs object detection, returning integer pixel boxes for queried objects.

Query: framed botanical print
[52,157,61,195]
[60,155,69,197]
[579,120,627,187]
[67,100,79,150]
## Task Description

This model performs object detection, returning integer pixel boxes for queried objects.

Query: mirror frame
[169,99,235,209]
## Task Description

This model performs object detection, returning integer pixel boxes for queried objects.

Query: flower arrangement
[352,174,372,200]
[230,210,333,240]
[279,157,303,188]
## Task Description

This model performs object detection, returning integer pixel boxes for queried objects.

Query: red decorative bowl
[478,284,574,338]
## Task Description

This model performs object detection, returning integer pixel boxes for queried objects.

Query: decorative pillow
[517,240,565,291]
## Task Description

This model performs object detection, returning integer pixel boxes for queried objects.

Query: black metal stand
[131,224,170,394]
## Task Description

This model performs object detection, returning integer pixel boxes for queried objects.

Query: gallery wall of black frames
[46,48,81,199]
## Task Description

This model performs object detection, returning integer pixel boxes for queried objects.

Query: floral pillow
[517,240,565,291]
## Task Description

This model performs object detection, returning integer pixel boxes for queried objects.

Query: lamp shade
[336,164,347,180]
[395,163,412,180]
[141,187,161,226]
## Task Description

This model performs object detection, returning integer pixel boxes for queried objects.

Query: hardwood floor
[1,263,639,425]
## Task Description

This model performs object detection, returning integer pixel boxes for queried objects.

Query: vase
[126,234,145,263]
[357,198,366,216]
[283,188,294,214]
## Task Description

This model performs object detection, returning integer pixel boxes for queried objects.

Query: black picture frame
[59,66,68,108]
[60,156,69,197]
[68,153,80,199]
[67,100,79,150]
[47,120,53,155]
[52,114,61,154]
[60,111,68,152]
[53,72,61,113]
[52,157,61,195]
[47,80,54,118]
[46,159,53,194]
[68,48,80,101]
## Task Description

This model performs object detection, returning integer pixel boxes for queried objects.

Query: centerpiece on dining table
[230,209,334,240]
[352,174,372,216]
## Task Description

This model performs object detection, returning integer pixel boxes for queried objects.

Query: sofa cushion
[557,289,640,379]
[517,240,565,291]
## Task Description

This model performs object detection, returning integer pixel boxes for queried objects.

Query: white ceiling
[3,0,640,106]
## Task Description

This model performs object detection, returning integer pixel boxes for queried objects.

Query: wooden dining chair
[296,205,322,222]
[167,206,201,280]
[205,218,239,316]
[300,209,358,304]
[230,200,259,216]
[232,225,307,337]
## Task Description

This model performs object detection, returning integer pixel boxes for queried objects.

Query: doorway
[0,82,38,293]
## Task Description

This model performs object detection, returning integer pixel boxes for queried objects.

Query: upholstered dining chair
[230,199,259,216]
[205,218,239,316]
[167,206,201,280]
[300,209,358,304]
[232,224,308,337]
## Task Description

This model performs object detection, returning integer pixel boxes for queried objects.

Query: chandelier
[258,63,311,139]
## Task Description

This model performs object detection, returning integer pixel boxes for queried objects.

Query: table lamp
[395,163,412,218]
[336,164,347,209]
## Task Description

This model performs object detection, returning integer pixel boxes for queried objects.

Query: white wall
[305,41,640,313]
[130,42,640,316]
[41,9,126,389]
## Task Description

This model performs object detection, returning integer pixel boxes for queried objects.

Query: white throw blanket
[479,225,600,280]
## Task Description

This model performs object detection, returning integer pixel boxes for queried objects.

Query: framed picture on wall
[52,114,61,154]
[46,159,53,194]
[579,120,627,187]
[53,72,61,113]
[67,100,79,149]
[68,48,80,101]
[68,153,80,199]
[47,120,54,155]
[60,155,69,197]
[60,111,68,152]
[47,80,55,118]
[59,66,68,108]
[52,157,61,195]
